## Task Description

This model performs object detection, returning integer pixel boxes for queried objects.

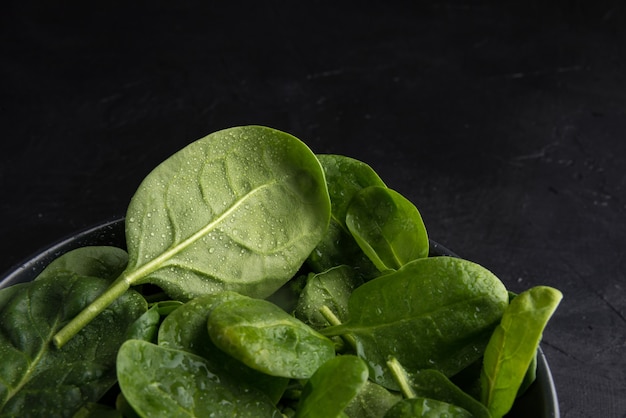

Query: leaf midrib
[125,182,276,285]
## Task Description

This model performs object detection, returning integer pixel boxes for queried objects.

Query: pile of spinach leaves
[0,126,562,418]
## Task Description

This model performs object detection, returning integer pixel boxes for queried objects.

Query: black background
[1,1,625,416]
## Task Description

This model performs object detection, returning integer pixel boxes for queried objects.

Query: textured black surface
[1,2,625,416]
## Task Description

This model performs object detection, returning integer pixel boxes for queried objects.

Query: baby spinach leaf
[125,300,182,343]
[35,246,128,282]
[480,285,562,418]
[295,265,363,330]
[117,339,282,418]
[158,292,288,404]
[54,125,331,347]
[295,355,369,418]
[346,186,429,271]
[308,154,386,278]
[344,381,402,418]
[0,273,146,417]
[383,397,473,418]
[207,293,336,379]
[322,257,509,389]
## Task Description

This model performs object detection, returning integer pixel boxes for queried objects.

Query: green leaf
[158,292,288,404]
[295,265,363,330]
[308,154,386,278]
[480,285,562,418]
[344,381,402,418]
[383,397,473,418]
[346,186,429,271]
[125,300,182,343]
[35,246,128,282]
[125,125,331,300]
[0,274,146,416]
[54,125,331,347]
[207,294,336,379]
[295,355,369,418]
[117,340,281,418]
[322,257,508,389]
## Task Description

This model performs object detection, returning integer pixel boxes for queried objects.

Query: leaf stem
[387,357,416,399]
[319,305,358,351]
[53,275,131,348]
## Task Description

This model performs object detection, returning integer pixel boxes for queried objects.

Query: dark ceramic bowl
[0,218,560,417]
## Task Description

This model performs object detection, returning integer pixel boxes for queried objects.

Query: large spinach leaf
[480,285,562,418]
[295,355,369,418]
[54,126,331,347]
[322,256,508,389]
[117,339,281,418]
[0,273,146,417]
[207,293,336,379]
[307,154,386,278]
[346,186,429,271]
[158,292,288,404]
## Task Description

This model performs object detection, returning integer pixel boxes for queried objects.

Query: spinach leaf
[344,381,402,418]
[54,126,331,347]
[480,285,562,418]
[346,186,429,271]
[158,292,288,404]
[383,397,473,418]
[0,273,146,417]
[36,246,128,282]
[295,355,369,418]
[117,339,282,417]
[322,256,508,389]
[125,300,182,343]
[308,154,386,278]
[295,265,362,330]
[207,293,336,379]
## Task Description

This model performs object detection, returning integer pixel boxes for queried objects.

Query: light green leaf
[207,294,335,379]
[480,285,562,418]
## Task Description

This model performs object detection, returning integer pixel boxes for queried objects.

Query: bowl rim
[0,217,560,417]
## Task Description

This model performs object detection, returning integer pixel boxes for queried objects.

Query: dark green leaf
[117,340,281,417]
[158,292,288,403]
[308,154,386,278]
[125,301,182,343]
[295,355,369,418]
[207,294,336,379]
[0,274,146,416]
[344,381,402,418]
[322,257,508,389]
[480,285,562,418]
[295,265,362,330]
[36,246,128,282]
[346,186,429,271]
